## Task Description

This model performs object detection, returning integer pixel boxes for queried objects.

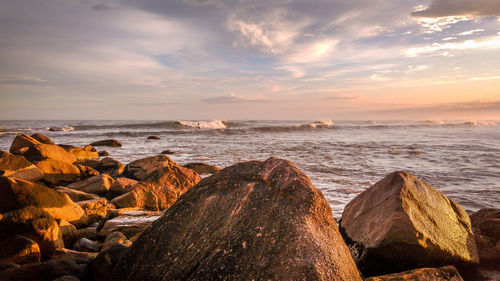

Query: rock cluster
[0,133,497,280]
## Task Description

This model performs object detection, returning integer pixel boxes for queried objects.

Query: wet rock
[9,134,41,154]
[30,133,55,145]
[52,275,80,281]
[58,219,77,248]
[55,186,102,202]
[122,155,176,181]
[52,248,98,260]
[75,226,100,242]
[147,136,160,140]
[90,139,122,147]
[183,162,221,175]
[106,177,137,200]
[0,262,20,273]
[112,158,201,210]
[60,145,98,162]
[76,198,113,223]
[74,164,99,179]
[32,159,81,186]
[470,208,500,263]
[105,208,144,219]
[0,257,91,281]
[100,231,131,252]
[98,150,109,157]
[66,174,114,196]
[23,143,76,164]
[365,266,464,281]
[0,176,87,225]
[0,152,44,182]
[340,171,479,276]
[78,157,124,179]
[160,149,174,155]
[0,206,64,259]
[471,208,500,240]
[73,238,99,253]
[98,211,162,238]
[0,235,41,265]
[113,157,361,281]
[86,244,128,281]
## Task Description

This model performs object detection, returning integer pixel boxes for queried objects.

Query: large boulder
[111,158,201,210]
[90,139,122,147]
[23,143,76,164]
[0,152,44,182]
[365,266,464,281]
[66,174,114,196]
[60,145,99,162]
[30,133,55,145]
[9,134,41,154]
[106,177,137,199]
[0,235,41,265]
[0,177,86,225]
[0,206,64,259]
[113,157,362,281]
[340,171,479,276]
[470,208,500,263]
[33,159,81,186]
[123,155,176,180]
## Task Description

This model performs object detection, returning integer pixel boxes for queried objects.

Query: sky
[0,0,499,120]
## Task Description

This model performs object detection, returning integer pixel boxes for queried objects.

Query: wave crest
[304,120,334,128]
[461,121,497,126]
[46,126,75,132]
[177,120,228,129]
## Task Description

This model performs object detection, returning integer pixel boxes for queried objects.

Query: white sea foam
[462,121,497,126]
[177,120,228,129]
[422,120,444,125]
[308,120,334,128]
[46,126,75,131]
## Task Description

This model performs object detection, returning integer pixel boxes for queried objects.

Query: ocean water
[1,119,499,219]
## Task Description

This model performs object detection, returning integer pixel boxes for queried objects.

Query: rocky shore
[0,134,498,281]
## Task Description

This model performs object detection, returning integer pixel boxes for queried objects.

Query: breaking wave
[177,120,228,129]
[46,126,75,132]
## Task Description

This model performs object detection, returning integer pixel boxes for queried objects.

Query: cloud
[412,0,500,18]
[458,29,484,36]
[202,93,266,103]
[225,9,308,55]
[92,3,119,11]
[0,76,48,86]
[406,36,500,56]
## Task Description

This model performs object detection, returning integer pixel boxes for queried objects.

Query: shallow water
[1,119,499,218]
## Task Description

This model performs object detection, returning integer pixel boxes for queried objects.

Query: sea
[1,119,498,219]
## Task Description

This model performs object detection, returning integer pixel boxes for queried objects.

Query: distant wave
[421,120,444,125]
[0,127,33,135]
[460,121,497,126]
[306,120,334,128]
[177,120,228,129]
[46,126,74,132]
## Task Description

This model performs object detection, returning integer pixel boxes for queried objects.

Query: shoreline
[0,133,498,280]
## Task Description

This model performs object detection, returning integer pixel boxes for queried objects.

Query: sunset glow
[0,0,499,120]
